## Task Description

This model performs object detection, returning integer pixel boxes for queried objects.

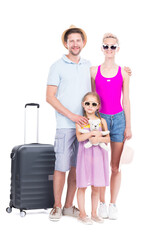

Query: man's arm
[46,85,88,126]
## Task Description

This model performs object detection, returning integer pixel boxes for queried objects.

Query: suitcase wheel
[20,210,26,217]
[6,207,12,214]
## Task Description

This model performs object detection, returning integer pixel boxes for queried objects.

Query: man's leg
[49,170,65,221]
[53,170,66,208]
[64,167,76,208]
[62,166,80,217]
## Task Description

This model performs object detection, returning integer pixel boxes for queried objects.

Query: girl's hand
[105,135,110,144]
[91,131,102,137]
[89,136,99,145]
[124,127,132,142]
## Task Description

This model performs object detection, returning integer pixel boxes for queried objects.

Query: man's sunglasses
[102,44,118,50]
[84,101,99,107]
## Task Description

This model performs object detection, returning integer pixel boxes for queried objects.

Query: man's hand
[69,113,88,127]
[124,66,132,76]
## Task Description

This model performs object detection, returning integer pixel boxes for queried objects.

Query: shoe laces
[51,207,59,214]
[72,206,79,213]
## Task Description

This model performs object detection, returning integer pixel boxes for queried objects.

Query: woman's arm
[122,68,132,141]
[90,66,98,92]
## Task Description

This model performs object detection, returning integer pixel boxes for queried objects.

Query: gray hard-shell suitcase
[6,103,55,217]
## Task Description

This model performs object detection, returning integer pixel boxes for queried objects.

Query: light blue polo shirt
[47,55,91,128]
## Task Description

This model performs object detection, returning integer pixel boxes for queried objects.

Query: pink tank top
[95,65,123,115]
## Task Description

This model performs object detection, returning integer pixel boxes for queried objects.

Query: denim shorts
[100,111,126,142]
[54,128,79,172]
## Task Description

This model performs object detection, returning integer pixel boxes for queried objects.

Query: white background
[0,0,160,239]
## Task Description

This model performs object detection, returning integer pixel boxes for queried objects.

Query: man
[46,25,90,221]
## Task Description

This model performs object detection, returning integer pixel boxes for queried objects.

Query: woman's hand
[124,66,132,76]
[124,127,132,142]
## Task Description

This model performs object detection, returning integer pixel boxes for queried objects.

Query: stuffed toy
[79,119,110,151]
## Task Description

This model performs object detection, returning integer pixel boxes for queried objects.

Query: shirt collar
[62,54,86,65]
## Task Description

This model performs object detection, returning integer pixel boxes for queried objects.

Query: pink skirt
[76,140,109,188]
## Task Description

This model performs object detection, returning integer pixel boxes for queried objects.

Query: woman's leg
[91,186,100,217]
[77,187,87,218]
[110,141,124,203]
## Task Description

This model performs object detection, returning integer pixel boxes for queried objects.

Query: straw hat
[61,25,87,49]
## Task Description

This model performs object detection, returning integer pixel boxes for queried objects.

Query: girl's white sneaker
[108,204,118,220]
[98,202,108,219]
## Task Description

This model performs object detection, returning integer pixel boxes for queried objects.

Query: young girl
[90,33,132,219]
[76,92,110,224]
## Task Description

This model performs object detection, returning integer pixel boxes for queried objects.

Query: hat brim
[61,26,87,49]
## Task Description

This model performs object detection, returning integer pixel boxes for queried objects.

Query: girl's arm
[122,68,132,141]
[76,124,93,142]
[90,66,98,92]
[97,118,110,144]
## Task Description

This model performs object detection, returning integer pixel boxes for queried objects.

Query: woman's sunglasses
[102,44,118,50]
[84,101,99,107]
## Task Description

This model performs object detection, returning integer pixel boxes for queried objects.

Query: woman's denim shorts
[100,111,126,142]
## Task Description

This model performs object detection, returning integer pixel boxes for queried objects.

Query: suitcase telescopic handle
[25,103,40,108]
[24,103,40,144]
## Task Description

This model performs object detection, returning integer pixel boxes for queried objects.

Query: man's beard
[70,48,81,56]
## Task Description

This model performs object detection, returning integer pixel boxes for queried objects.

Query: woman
[90,33,132,220]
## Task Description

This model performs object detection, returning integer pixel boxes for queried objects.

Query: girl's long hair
[82,92,104,129]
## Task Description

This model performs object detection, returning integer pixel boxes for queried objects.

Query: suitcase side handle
[25,103,40,108]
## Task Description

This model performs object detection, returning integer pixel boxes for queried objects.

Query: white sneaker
[62,205,80,217]
[108,204,118,220]
[98,202,108,219]
[49,207,62,221]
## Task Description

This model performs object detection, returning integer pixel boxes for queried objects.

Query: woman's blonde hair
[103,33,119,45]
[82,92,102,120]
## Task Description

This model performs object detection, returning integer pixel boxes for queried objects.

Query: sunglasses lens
[85,102,90,106]
[111,45,117,50]
[103,45,108,50]
[92,103,98,107]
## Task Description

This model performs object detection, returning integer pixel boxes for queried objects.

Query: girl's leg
[110,141,124,203]
[77,187,87,218]
[91,186,100,217]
